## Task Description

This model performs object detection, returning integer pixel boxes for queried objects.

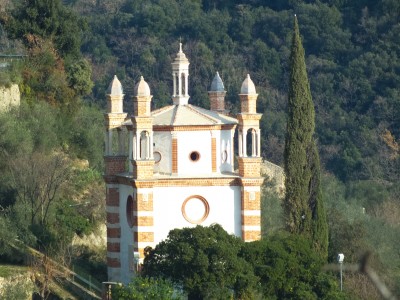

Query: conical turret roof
[210,72,225,92]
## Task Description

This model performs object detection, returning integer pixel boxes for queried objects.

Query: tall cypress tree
[284,16,328,259]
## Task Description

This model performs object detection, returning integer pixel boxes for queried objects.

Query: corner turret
[208,72,227,113]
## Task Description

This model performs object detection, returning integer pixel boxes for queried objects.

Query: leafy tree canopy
[143,224,258,300]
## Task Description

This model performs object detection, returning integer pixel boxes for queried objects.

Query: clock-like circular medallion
[181,195,209,224]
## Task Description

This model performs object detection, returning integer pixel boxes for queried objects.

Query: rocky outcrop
[0,84,20,111]
[261,160,285,195]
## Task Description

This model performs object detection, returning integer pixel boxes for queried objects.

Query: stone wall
[0,84,20,112]
[261,160,285,195]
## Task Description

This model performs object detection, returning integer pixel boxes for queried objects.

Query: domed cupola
[210,72,225,92]
[107,75,124,113]
[134,76,151,97]
[171,43,190,105]
[240,74,257,95]
[133,76,152,117]
[239,74,258,114]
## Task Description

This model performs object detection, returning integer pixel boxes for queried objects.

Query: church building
[103,44,263,283]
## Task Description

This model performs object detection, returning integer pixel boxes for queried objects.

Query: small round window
[221,150,228,163]
[189,151,200,162]
[154,151,161,163]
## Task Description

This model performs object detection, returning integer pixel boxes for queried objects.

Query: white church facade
[103,44,263,283]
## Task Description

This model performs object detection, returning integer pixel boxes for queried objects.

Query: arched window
[246,128,257,157]
[126,195,134,227]
[175,73,179,95]
[181,73,186,95]
[140,131,149,159]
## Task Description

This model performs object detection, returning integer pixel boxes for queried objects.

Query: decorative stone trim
[211,138,216,172]
[172,138,178,173]
[154,124,236,132]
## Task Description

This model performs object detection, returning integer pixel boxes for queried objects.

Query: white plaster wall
[176,131,212,175]
[118,184,135,284]
[153,185,241,244]
[219,129,235,173]
[153,132,171,174]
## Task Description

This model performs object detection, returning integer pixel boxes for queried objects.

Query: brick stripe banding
[211,138,216,172]
[107,242,120,252]
[238,157,262,177]
[241,191,261,210]
[107,227,121,238]
[117,176,263,188]
[172,138,178,173]
[104,156,127,176]
[242,214,261,226]
[242,230,261,242]
[133,231,154,242]
[107,257,121,268]
[107,212,120,224]
[238,94,258,114]
[106,187,120,206]
[132,160,155,179]
[133,216,154,226]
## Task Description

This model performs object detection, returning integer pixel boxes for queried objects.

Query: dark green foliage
[261,181,284,235]
[241,233,345,299]
[71,245,107,283]
[113,276,183,300]
[0,101,105,257]
[284,17,328,258]
[7,0,84,58]
[65,58,94,96]
[284,16,314,235]
[143,224,258,300]
[144,226,345,299]
[308,142,329,260]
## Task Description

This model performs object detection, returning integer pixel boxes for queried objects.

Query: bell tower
[172,43,190,105]
[104,75,128,280]
[237,74,263,241]
[129,76,155,262]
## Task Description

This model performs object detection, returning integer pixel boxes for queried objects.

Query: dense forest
[0,0,399,298]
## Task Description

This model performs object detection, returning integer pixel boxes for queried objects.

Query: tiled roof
[151,104,237,126]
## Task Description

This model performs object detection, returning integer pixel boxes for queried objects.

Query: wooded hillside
[0,0,399,298]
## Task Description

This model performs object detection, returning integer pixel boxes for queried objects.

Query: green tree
[143,224,258,300]
[65,58,94,96]
[112,276,183,300]
[240,233,345,299]
[7,0,84,58]
[283,16,328,258]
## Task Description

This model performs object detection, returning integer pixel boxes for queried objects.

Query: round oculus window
[182,196,209,224]
[154,151,161,163]
[221,150,228,163]
[189,151,200,162]
[126,195,134,228]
